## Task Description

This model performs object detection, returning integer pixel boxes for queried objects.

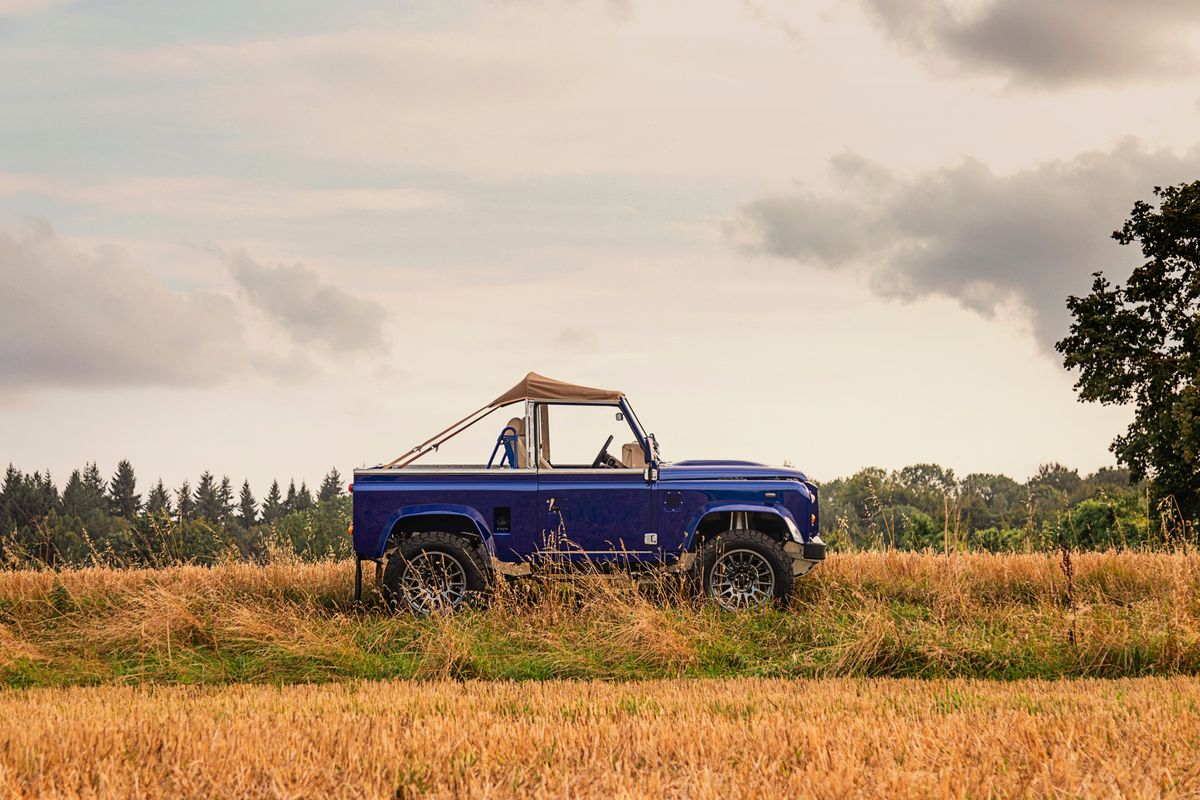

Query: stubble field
[1,676,1197,798]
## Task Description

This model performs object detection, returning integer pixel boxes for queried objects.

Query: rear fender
[374,503,492,558]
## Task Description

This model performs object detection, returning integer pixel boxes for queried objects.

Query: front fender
[682,501,803,550]
[370,503,492,558]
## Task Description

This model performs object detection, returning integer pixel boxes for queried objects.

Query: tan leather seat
[504,417,528,468]
[622,441,647,469]
[504,417,552,468]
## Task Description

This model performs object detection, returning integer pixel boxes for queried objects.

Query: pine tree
[194,472,222,521]
[33,471,59,518]
[218,476,235,522]
[295,482,314,512]
[237,480,257,527]
[0,464,19,532]
[79,463,107,516]
[4,470,32,530]
[0,469,58,532]
[1,464,20,506]
[318,468,343,503]
[176,480,193,521]
[62,464,105,518]
[107,459,141,519]
[61,469,85,517]
[284,480,298,515]
[261,480,283,524]
[145,479,172,517]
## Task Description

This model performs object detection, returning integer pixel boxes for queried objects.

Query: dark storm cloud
[0,221,248,392]
[214,248,387,353]
[861,0,1200,85]
[728,140,1200,353]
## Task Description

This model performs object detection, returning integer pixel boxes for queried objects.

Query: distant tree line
[0,461,352,568]
[820,462,1188,552]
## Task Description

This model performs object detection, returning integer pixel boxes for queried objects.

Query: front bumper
[784,534,826,576]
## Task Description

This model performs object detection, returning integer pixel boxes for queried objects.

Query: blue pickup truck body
[352,375,824,605]
[352,459,823,567]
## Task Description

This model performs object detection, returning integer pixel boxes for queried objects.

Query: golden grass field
[2,551,1200,797]
[1,676,1198,798]
[3,550,1200,684]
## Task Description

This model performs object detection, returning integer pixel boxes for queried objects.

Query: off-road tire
[382,531,490,615]
[696,529,793,610]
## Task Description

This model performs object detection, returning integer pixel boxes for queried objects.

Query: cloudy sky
[2,0,1198,492]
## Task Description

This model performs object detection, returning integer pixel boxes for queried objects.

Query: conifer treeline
[0,461,351,568]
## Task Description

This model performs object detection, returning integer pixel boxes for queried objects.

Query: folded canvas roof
[490,371,623,407]
[385,372,623,468]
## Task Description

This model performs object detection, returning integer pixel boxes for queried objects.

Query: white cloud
[860,0,1200,86]
[0,221,249,391]
[729,139,1200,352]
[210,246,388,353]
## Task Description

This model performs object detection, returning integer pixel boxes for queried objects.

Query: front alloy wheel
[697,529,793,610]
[709,548,776,610]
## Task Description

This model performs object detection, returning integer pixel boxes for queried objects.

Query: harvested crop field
[1,676,1198,798]
[3,551,1200,685]
[3,552,1200,798]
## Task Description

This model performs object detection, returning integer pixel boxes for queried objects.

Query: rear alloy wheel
[383,532,489,614]
[698,530,792,610]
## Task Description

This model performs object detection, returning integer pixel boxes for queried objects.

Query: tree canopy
[1057,182,1200,519]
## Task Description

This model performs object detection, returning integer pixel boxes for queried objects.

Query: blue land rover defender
[352,373,824,612]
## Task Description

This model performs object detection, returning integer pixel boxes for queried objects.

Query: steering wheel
[590,435,615,468]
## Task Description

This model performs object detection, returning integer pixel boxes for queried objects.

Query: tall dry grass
[1,676,1197,798]
[2,551,1200,685]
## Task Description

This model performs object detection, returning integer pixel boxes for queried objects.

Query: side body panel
[352,470,538,560]
[536,470,655,562]
[353,465,820,564]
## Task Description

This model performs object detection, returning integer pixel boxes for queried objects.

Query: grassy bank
[2,551,1199,687]
[2,676,1197,798]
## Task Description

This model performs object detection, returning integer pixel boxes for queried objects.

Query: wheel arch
[684,502,801,551]
[375,503,492,557]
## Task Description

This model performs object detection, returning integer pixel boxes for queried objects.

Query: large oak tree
[1057,182,1200,520]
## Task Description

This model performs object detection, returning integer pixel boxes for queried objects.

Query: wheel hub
[710,548,775,610]
[399,551,467,614]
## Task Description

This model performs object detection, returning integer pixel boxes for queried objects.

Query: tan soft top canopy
[490,372,623,407]
[384,372,623,467]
